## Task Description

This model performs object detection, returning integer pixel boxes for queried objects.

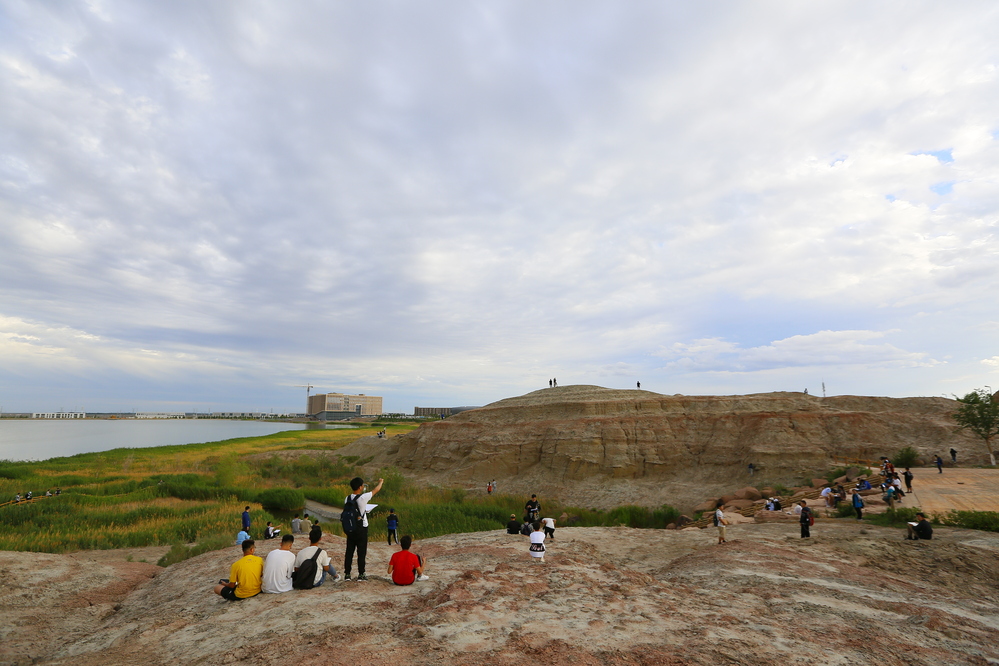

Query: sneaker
[416,574,430,581]
[332,574,342,582]
[356,574,368,581]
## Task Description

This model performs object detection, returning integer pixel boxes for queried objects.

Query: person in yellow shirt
[213,539,263,601]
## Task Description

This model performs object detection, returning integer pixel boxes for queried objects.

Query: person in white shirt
[715,502,728,544]
[296,530,337,587]
[343,476,383,581]
[820,486,833,507]
[541,517,556,540]
[529,522,546,562]
[261,535,296,593]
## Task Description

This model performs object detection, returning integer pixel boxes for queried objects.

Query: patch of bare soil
[3,521,998,666]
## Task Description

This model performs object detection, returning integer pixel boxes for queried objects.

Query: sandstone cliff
[337,386,981,510]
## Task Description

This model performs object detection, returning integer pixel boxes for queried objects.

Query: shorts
[220,586,255,601]
[717,525,727,540]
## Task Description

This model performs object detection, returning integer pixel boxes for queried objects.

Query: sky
[2,1,998,415]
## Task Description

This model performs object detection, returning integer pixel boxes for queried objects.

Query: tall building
[308,392,383,419]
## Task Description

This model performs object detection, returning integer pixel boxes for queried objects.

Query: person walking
[903,468,914,492]
[748,463,755,477]
[950,448,957,464]
[935,455,944,474]
[799,501,813,538]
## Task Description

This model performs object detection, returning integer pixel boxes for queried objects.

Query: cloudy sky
[2,1,998,414]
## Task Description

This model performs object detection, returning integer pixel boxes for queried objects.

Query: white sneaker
[332,574,342,582]
[417,574,430,581]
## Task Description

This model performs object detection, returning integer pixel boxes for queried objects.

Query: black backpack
[341,494,363,534]
[292,547,323,590]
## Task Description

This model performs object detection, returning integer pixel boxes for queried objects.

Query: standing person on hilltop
[799,500,813,538]
[386,508,399,545]
[524,494,541,523]
[636,381,641,389]
[714,502,728,544]
[549,379,553,388]
[553,377,557,387]
[241,506,251,533]
[342,476,383,581]
[851,489,865,521]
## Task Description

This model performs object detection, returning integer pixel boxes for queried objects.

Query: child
[529,521,546,562]
[387,508,399,545]
[387,535,429,585]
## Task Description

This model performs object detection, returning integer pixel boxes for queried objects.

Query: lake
[0,420,351,462]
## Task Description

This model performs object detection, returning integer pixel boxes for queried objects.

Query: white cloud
[657,331,940,373]
[0,3,997,411]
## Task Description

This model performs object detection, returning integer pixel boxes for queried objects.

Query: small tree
[953,389,999,466]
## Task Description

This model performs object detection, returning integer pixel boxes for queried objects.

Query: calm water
[0,420,348,462]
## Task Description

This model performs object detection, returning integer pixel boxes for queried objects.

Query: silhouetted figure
[553,378,557,387]
[549,379,552,388]
[636,381,640,389]
[950,448,957,463]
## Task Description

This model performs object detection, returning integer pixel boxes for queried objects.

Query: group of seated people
[763,497,783,511]
[215,528,428,601]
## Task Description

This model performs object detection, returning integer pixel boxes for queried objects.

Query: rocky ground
[2,520,998,665]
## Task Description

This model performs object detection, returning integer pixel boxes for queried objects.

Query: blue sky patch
[930,181,955,195]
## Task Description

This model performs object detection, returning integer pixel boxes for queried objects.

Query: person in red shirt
[387,535,428,586]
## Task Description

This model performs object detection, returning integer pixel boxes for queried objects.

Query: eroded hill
[336,386,980,510]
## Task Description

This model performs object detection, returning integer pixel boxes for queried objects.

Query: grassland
[0,422,680,559]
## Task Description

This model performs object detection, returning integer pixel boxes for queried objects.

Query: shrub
[825,467,851,483]
[157,535,233,567]
[835,504,856,518]
[937,511,999,532]
[893,446,919,469]
[863,507,924,527]
[257,487,305,511]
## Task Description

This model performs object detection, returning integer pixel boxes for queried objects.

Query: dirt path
[907,468,999,514]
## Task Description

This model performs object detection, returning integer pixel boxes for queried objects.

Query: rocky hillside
[5,523,998,665]
[337,386,980,510]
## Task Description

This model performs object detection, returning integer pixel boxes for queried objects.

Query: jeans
[313,568,327,587]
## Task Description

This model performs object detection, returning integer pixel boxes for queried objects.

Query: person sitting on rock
[906,512,933,540]
[772,498,782,511]
[506,514,521,535]
[236,529,251,546]
[387,535,428,585]
[519,519,533,536]
[213,539,263,601]
[300,514,312,534]
[295,528,337,587]
[291,514,302,534]
[856,478,872,491]
[524,495,540,523]
[261,534,296,594]
[264,521,280,539]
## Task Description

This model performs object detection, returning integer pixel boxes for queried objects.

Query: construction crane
[295,384,315,411]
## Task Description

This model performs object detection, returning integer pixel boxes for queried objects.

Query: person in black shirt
[524,495,540,522]
[906,512,933,540]
[506,514,521,534]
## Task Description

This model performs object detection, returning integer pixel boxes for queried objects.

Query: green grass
[862,506,924,527]
[0,423,685,555]
[937,510,999,532]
